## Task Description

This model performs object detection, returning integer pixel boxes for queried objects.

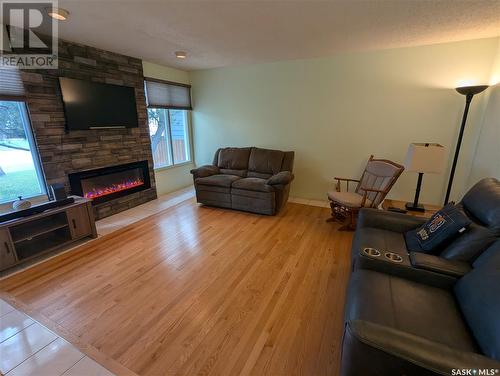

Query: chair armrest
[409,252,471,277]
[190,165,220,179]
[343,320,500,376]
[357,208,427,232]
[267,171,294,186]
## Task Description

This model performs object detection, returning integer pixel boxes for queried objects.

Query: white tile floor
[0,299,114,376]
[0,299,113,376]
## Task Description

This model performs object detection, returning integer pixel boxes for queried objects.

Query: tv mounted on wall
[59,77,139,130]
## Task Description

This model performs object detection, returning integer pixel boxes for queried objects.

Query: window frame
[147,107,193,171]
[144,77,193,171]
[0,99,48,207]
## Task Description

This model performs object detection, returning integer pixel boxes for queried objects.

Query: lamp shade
[404,143,445,174]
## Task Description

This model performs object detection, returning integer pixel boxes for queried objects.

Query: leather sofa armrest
[357,208,427,233]
[409,252,471,278]
[267,171,294,186]
[342,320,500,376]
[190,165,220,179]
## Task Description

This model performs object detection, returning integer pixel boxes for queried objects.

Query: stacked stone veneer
[21,39,157,219]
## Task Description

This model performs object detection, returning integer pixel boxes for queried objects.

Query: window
[145,78,192,169]
[0,100,47,203]
[147,108,190,168]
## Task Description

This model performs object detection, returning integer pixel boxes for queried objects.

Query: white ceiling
[57,0,500,71]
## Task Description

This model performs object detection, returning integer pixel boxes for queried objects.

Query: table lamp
[404,143,445,212]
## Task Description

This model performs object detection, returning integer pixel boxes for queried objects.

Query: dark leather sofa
[342,178,500,375]
[190,147,294,215]
[352,178,500,267]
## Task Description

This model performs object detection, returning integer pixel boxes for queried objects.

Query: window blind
[0,68,26,100]
[144,78,192,110]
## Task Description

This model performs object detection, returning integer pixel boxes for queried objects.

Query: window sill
[154,161,193,172]
[0,194,49,214]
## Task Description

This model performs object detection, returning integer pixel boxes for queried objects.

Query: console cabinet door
[0,229,17,270]
[66,205,92,240]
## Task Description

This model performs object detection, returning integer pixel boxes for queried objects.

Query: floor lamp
[444,85,489,205]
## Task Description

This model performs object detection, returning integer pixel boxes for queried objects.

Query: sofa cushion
[247,171,273,179]
[232,177,274,192]
[217,147,251,170]
[328,191,372,208]
[195,174,241,188]
[461,178,500,233]
[404,203,471,253]
[220,168,247,177]
[248,147,284,175]
[439,222,497,262]
[455,241,500,360]
[345,269,478,352]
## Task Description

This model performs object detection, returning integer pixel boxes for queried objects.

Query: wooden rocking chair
[327,155,404,230]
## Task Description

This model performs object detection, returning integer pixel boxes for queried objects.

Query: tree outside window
[0,100,47,204]
[147,108,190,169]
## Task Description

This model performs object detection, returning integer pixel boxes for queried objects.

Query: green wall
[191,37,499,204]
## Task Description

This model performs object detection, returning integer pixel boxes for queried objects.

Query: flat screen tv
[59,77,139,130]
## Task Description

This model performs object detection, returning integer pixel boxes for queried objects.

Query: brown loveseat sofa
[190,147,294,215]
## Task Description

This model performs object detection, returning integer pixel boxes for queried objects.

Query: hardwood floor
[0,199,353,376]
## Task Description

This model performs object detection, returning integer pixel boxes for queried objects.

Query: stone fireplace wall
[22,39,157,219]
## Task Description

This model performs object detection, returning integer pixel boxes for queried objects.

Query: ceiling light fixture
[46,7,69,21]
[175,51,187,59]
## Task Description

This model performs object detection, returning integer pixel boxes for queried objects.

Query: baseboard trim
[289,197,330,208]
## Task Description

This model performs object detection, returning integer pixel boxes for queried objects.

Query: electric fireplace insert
[68,161,151,205]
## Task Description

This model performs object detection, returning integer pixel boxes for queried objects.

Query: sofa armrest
[190,165,220,179]
[409,252,471,278]
[357,208,427,233]
[342,320,500,376]
[267,171,294,186]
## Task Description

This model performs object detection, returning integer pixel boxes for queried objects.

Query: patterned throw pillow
[405,203,472,253]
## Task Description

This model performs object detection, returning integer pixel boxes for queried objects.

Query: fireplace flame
[84,178,145,199]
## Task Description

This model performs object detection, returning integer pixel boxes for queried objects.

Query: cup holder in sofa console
[384,252,403,263]
[363,248,381,257]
